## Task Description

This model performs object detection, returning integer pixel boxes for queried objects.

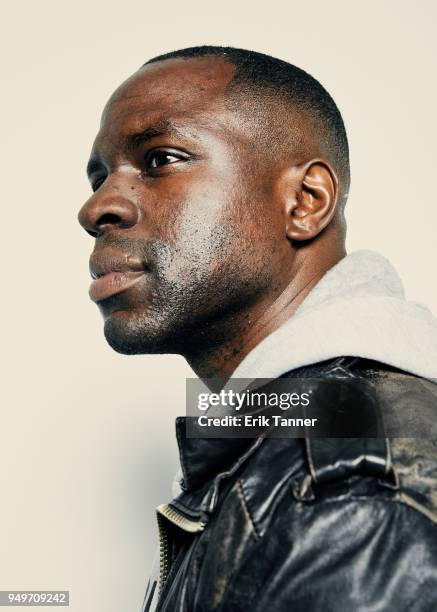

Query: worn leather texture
[150,357,437,612]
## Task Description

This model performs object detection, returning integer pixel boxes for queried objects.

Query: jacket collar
[175,416,257,492]
[174,358,353,495]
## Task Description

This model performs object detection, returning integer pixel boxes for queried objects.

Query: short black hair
[144,46,350,201]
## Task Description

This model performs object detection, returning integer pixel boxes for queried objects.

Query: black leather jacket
[144,357,437,611]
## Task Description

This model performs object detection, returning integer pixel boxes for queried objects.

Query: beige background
[1,1,436,610]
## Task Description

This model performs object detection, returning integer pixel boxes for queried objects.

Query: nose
[78,188,140,237]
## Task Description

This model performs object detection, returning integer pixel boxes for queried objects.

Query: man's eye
[146,151,183,170]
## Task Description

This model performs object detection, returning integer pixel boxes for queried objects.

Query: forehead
[97,56,237,145]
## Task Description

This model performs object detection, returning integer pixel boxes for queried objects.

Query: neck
[185,242,346,387]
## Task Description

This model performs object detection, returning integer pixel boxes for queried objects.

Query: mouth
[89,250,147,303]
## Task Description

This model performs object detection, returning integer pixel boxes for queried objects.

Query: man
[78,47,437,611]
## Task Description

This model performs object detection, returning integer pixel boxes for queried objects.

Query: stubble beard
[102,234,275,358]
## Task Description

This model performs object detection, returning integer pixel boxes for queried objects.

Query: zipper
[156,511,171,600]
[156,503,206,599]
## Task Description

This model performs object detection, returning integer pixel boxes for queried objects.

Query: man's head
[78,46,349,361]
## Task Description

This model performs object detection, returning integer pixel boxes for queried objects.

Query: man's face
[78,57,289,355]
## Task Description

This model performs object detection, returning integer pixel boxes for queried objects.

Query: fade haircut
[144,46,350,203]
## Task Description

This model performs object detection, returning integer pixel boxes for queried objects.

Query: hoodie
[232,249,437,381]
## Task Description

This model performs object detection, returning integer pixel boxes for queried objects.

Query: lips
[89,250,146,302]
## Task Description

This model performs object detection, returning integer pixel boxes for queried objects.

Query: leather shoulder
[276,358,437,523]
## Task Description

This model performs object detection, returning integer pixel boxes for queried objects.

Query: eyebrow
[125,118,187,152]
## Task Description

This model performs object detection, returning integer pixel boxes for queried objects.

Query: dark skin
[78,55,346,385]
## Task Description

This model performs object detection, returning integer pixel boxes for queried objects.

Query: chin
[102,309,179,355]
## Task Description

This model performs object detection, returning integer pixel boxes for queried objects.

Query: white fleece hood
[231,250,437,381]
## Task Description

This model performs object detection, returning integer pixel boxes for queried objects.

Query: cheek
[161,199,232,286]
[146,159,279,289]
[168,194,275,295]
[150,170,241,279]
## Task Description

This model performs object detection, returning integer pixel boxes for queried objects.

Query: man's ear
[283,160,338,241]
